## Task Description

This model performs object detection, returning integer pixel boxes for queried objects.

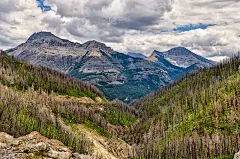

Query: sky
[0,0,240,61]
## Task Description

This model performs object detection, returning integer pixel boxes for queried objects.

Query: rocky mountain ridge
[8,32,215,102]
[147,47,215,68]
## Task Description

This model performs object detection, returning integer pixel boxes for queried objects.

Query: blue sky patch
[173,24,215,32]
[36,0,51,12]
[160,30,169,33]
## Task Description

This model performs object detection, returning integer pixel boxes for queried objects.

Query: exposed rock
[71,124,134,159]
[78,97,95,103]
[95,97,103,103]
[0,131,93,159]
[72,153,92,159]
[0,132,14,143]
[48,149,71,159]
[234,151,240,159]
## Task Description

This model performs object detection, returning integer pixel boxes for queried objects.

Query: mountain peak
[146,51,159,62]
[153,50,159,53]
[28,31,55,41]
[168,47,192,54]
[83,40,107,48]
[150,50,164,57]
[172,46,188,50]
[147,47,215,68]
[25,31,78,48]
[82,40,114,54]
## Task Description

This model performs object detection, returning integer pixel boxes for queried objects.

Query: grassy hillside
[0,53,136,158]
[129,56,240,158]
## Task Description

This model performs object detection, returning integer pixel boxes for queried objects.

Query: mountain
[127,52,147,59]
[8,32,215,102]
[148,47,216,68]
[8,32,87,73]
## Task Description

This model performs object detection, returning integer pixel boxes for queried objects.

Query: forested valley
[1,50,240,158]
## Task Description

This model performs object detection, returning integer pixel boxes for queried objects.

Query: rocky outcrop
[234,151,240,159]
[0,132,92,159]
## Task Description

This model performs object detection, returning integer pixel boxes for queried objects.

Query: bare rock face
[234,151,240,159]
[0,131,92,159]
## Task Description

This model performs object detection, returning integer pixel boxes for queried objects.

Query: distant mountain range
[8,32,216,102]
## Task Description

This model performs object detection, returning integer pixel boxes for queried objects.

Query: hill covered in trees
[0,52,104,100]
[0,52,137,159]
[129,55,240,158]
[2,50,240,158]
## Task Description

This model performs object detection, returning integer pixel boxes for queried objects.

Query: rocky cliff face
[0,131,91,159]
[8,32,215,102]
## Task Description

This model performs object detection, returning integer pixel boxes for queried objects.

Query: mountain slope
[0,51,103,100]
[127,52,147,59]
[8,32,215,102]
[0,53,136,159]
[129,55,240,158]
[69,51,178,102]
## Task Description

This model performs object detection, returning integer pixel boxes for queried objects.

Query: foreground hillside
[8,32,215,102]
[0,53,136,159]
[130,55,240,158]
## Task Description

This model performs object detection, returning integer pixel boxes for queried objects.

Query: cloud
[0,0,240,61]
